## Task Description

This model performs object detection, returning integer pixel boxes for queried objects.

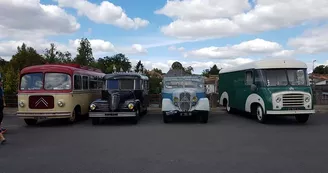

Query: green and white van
[218,58,315,123]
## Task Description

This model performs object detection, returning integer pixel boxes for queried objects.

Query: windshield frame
[44,72,72,90]
[164,78,204,89]
[254,68,308,87]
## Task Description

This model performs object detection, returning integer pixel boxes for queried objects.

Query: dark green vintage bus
[218,58,315,124]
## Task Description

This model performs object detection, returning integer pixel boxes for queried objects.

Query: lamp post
[312,60,316,86]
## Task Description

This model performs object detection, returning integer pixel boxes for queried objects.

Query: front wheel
[255,105,268,124]
[199,111,209,123]
[295,114,309,124]
[132,107,140,124]
[24,119,37,126]
[162,112,169,123]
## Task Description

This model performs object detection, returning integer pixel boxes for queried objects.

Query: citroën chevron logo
[35,97,48,107]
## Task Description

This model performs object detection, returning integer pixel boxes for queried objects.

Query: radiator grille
[179,92,191,111]
[282,93,304,107]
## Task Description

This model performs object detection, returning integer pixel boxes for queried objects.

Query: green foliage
[134,60,144,73]
[10,43,46,72]
[102,53,132,73]
[313,65,328,74]
[74,38,95,66]
[1,38,223,95]
[152,68,163,75]
[3,65,19,94]
[44,43,73,64]
[202,64,220,77]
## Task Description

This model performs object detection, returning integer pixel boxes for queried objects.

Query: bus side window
[89,76,97,90]
[74,75,82,90]
[82,76,89,90]
[245,71,253,85]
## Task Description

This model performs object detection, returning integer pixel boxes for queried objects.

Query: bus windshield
[107,79,134,90]
[256,69,307,86]
[20,72,71,90]
[44,73,71,90]
[165,80,203,89]
[20,73,43,90]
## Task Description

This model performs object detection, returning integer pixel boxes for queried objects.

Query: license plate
[181,112,191,116]
[105,113,118,116]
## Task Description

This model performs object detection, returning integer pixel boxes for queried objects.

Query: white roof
[219,58,308,74]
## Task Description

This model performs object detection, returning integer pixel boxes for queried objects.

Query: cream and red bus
[16,64,105,125]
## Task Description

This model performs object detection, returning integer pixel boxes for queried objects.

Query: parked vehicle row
[15,58,316,125]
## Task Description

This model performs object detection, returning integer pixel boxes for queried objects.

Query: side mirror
[250,84,257,92]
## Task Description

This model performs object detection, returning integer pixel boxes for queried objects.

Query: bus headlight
[128,103,134,110]
[57,101,65,107]
[90,104,96,110]
[276,97,282,103]
[192,96,198,102]
[19,101,25,107]
[173,97,179,103]
[305,96,310,102]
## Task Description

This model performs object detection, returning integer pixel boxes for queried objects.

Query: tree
[185,66,194,75]
[134,60,144,73]
[102,53,132,73]
[313,65,328,74]
[3,65,19,94]
[10,43,45,72]
[152,68,163,75]
[44,43,57,63]
[57,51,73,63]
[74,38,95,66]
[44,43,73,64]
[202,64,220,77]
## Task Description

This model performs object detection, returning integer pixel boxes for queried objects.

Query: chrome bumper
[266,110,315,115]
[89,112,136,117]
[16,112,71,119]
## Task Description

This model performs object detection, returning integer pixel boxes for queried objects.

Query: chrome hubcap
[257,107,262,120]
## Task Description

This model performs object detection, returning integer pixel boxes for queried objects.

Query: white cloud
[155,0,251,21]
[288,25,328,54]
[0,39,147,60]
[130,57,254,74]
[56,0,149,29]
[271,50,295,58]
[157,0,328,39]
[0,0,80,39]
[168,46,185,52]
[184,38,282,59]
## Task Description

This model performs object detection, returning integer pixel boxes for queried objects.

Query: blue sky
[0,0,328,73]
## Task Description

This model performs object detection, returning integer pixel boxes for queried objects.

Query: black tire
[199,111,209,123]
[92,118,100,125]
[295,114,309,124]
[24,119,37,126]
[255,105,268,124]
[162,112,169,123]
[132,107,140,124]
[68,108,79,123]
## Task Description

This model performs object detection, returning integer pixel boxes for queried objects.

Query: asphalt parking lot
[1,108,328,173]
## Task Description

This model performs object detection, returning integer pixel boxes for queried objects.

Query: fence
[313,85,328,105]
[4,93,220,108]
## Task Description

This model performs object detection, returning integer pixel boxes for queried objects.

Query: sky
[0,0,328,74]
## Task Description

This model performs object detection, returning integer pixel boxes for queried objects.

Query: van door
[235,70,254,111]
